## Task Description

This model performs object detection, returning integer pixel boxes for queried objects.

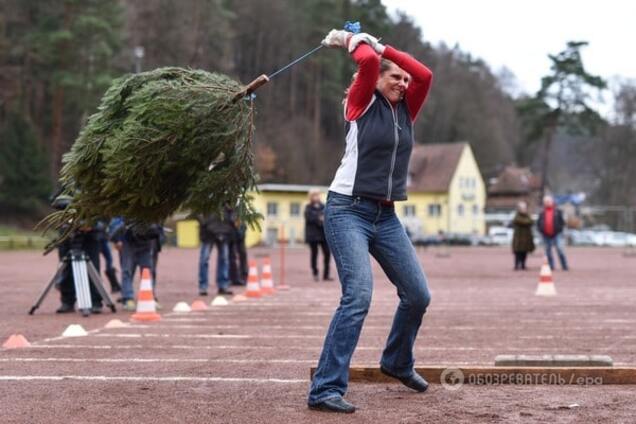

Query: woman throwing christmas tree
[307,29,434,413]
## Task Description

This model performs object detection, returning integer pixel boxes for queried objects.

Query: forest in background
[1,0,634,222]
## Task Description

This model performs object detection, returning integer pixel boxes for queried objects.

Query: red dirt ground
[0,246,635,423]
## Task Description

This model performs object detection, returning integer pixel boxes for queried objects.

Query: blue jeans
[308,192,431,404]
[543,234,569,270]
[198,240,230,291]
[121,241,153,301]
[100,239,114,271]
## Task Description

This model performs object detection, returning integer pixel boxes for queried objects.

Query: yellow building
[245,184,328,247]
[176,143,485,247]
[400,143,486,237]
[175,184,326,248]
[244,144,485,244]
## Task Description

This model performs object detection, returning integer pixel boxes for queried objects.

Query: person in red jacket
[537,195,569,270]
[307,29,433,414]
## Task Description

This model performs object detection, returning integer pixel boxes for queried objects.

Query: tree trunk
[50,86,65,180]
[539,128,554,200]
[289,67,296,116]
[539,111,559,201]
[187,0,202,65]
[313,64,321,146]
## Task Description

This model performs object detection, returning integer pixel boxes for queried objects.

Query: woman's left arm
[382,46,433,122]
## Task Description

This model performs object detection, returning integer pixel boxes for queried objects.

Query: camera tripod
[29,249,117,317]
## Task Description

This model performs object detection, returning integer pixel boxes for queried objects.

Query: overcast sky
[382,0,635,107]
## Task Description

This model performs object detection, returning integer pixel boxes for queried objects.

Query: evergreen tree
[19,0,123,178]
[517,41,606,197]
[0,111,51,214]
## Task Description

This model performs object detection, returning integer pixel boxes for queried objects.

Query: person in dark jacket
[537,195,569,271]
[305,189,332,282]
[198,208,234,296]
[95,220,121,293]
[110,219,162,311]
[511,201,535,270]
[229,216,248,287]
[150,225,166,306]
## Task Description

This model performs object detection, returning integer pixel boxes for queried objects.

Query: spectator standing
[537,195,569,271]
[511,201,535,270]
[304,189,332,281]
[198,210,233,296]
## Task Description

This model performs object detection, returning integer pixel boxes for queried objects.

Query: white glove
[321,29,351,49]
[347,32,385,55]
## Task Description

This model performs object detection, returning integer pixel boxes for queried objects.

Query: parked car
[412,234,444,247]
[488,226,513,245]
[600,231,636,247]
[567,229,636,247]
[566,230,598,246]
[444,233,473,246]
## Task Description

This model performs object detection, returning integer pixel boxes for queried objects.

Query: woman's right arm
[345,44,381,121]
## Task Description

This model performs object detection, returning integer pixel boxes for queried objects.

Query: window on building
[403,205,416,217]
[266,202,278,217]
[289,202,301,217]
[472,204,479,216]
[428,204,441,217]
[457,204,465,216]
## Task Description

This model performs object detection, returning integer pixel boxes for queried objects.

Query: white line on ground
[126,324,325,330]
[94,333,323,339]
[0,358,496,366]
[519,335,632,340]
[0,357,314,364]
[0,375,307,384]
[186,311,335,316]
[162,318,211,322]
[125,324,425,330]
[40,328,103,343]
[28,344,481,351]
[126,324,636,331]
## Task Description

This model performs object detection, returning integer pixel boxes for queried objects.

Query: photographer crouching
[51,194,103,314]
[56,226,103,314]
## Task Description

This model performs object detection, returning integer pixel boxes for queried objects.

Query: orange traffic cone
[260,257,275,295]
[131,268,161,321]
[535,258,557,296]
[2,334,30,349]
[245,260,262,298]
[191,300,208,311]
[232,294,248,302]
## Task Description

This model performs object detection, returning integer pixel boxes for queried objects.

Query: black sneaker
[308,397,356,413]
[56,303,75,314]
[91,304,103,314]
[199,290,208,296]
[218,288,234,295]
[380,365,429,392]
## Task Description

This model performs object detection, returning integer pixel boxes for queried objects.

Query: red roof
[488,166,541,195]
[408,143,466,192]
